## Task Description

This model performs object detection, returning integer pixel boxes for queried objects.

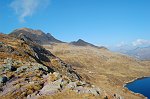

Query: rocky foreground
[0,34,104,99]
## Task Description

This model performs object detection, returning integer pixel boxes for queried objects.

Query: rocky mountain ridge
[9,28,107,50]
[9,28,63,45]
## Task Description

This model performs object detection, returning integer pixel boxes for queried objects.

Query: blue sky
[0,0,150,48]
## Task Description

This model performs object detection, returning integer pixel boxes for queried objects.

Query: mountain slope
[70,39,107,49]
[44,43,150,99]
[9,28,63,44]
[0,34,102,99]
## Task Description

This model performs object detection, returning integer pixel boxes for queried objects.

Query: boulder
[74,86,101,96]
[16,66,28,73]
[32,64,48,72]
[39,78,63,95]
[0,76,8,83]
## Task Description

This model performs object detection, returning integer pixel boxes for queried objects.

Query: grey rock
[32,64,48,72]
[39,78,63,95]
[1,59,17,72]
[16,66,28,73]
[66,82,77,89]
[74,86,101,96]
[4,58,13,65]
[0,42,4,45]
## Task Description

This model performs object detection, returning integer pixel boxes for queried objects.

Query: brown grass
[44,43,150,99]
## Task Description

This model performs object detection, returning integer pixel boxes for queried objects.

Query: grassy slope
[0,34,102,99]
[44,43,150,99]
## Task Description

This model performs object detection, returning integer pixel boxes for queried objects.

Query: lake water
[125,77,150,99]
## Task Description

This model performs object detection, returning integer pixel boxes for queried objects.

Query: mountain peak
[70,39,89,46]
[14,27,44,36]
[47,33,52,36]
[9,28,63,44]
[16,27,31,31]
[70,39,108,50]
[77,39,85,42]
[78,39,83,41]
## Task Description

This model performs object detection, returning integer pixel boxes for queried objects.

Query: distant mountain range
[124,46,150,60]
[116,45,150,60]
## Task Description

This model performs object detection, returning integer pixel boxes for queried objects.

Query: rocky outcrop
[28,72,101,99]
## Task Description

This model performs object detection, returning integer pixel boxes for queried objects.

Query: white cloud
[132,39,150,46]
[10,0,50,22]
[113,39,150,52]
[116,41,126,47]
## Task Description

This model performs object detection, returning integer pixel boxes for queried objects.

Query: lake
[125,77,150,99]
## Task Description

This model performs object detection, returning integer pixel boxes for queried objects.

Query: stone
[4,58,13,64]
[10,66,17,71]
[31,64,48,72]
[53,72,59,77]
[12,51,21,56]
[3,64,17,72]
[66,82,77,89]
[74,86,101,96]
[39,78,63,95]
[0,76,8,83]
[16,66,28,73]
[6,46,14,53]
[0,42,4,45]
[1,59,17,72]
